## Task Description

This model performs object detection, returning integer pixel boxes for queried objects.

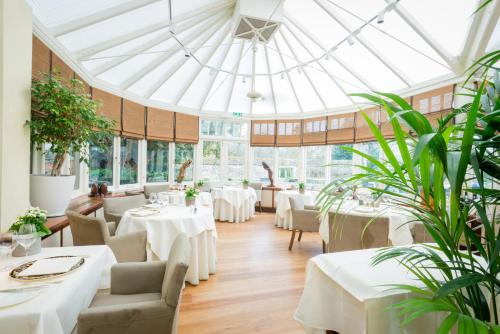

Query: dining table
[158,190,213,209]
[0,245,116,334]
[274,190,318,230]
[211,186,257,223]
[116,205,217,285]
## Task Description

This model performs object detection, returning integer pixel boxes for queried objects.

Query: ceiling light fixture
[377,11,385,24]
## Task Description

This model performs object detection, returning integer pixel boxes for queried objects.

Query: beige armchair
[103,195,147,226]
[144,183,171,199]
[249,182,263,212]
[77,233,191,334]
[67,210,147,263]
[288,196,321,251]
[327,212,389,252]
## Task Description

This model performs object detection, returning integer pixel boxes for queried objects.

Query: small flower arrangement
[242,179,249,188]
[298,183,305,194]
[185,187,200,200]
[9,207,51,237]
[196,180,205,189]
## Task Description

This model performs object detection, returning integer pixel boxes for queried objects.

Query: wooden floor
[178,213,322,334]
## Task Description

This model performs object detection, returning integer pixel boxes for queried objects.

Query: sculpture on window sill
[262,161,274,187]
[176,159,192,184]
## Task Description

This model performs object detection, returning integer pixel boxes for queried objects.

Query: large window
[305,146,327,189]
[89,140,114,186]
[330,144,353,181]
[252,147,274,183]
[69,152,80,190]
[147,141,169,183]
[175,143,194,182]
[200,120,223,136]
[227,142,245,181]
[226,121,248,138]
[277,147,299,185]
[201,141,221,181]
[356,141,380,170]
[120,138,139,185]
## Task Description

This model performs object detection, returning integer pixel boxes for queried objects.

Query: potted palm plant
[29,74,114,216]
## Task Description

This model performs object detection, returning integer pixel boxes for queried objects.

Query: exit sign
[232,112,243,117]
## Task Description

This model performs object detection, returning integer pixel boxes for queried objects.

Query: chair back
[289,196,305,211]
[67,210,109,246]
[144,184,171,199]
[328,212,389,252]
[200,182,211,192]
[249,182,263,201]
[103,195,146,223]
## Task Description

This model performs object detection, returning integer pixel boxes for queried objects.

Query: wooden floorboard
[178,213,323,334]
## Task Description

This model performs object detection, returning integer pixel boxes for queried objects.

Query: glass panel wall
[147,141,169,183]
[175,143,194,182]
[305,145,327,189]
[227,141,245,181]
[89,140,114,186]
[201,141,221,181]
[120,138,139,185]
[330,144,353,182]
[277,147,300,186]
[252,147,274,183]
[200,120,223,136]
[69,152,80,189]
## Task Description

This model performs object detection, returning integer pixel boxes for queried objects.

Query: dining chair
[143,183,171,199]
[77,233,191,334]
[249,182,263,212]
[103,195,147,227]
[288,196,321,251]
[327,212,389,252]
[412,222,432,243]
[66,210,147,262]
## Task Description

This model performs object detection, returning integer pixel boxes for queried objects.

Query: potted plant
[242,179,249,189]
[185,187,199,207]
[298,182,305,194]
[9,207,51,256]
[195,180,205,190]
[28,74,114,216]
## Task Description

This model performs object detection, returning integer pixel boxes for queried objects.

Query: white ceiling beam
[285,15,375,91]
[314,0,413,87]
[272,36,304,113]
[278,29,328,110]
[224,43,245,113]
[264,45,279,114]
[52,0,162,37]
[170,23,232,103]
[145,15,229,99]
[75,0,234,60]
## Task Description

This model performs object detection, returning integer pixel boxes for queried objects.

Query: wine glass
[149,193,158,205]
[13,224,37,257]
[158,193,169,207]
[0,232,14,271]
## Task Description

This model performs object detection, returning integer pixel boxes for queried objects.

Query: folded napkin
[130,209,160,217]
[18,257,82,277]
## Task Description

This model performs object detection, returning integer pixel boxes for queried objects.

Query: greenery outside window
[120,138,139,185]
[277,147,299,185]
[201,141,221,181]
[147,141,169,183]
[89,140,114,187]
[175,143,194,182]
[252,147,274,183]
[305,145,327,189]
[330,144,353,181]
[227,141,245,181]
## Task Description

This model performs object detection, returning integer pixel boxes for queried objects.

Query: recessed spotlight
[184,51,191,58]
[377,11,385,24]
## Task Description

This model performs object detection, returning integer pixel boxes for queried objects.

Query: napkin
[18,257,82,277]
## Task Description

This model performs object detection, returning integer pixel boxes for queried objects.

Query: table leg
[60,229,63,247]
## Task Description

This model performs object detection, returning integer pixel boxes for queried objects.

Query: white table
[158,190,213,209]
[117,206,217,285]
[294,248,442,333]
[211,187,257,223]
[320,200,416,246]
[275,190,318,230]
[0,245,116,334]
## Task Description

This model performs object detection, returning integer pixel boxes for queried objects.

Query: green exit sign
[232,112,243,117]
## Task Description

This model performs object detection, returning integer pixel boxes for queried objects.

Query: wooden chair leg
[289,230,296,251]
[298,230,303,242]
[259,201,262,213]
[322,241,326,253]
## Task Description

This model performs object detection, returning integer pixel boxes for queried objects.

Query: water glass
[150,192,158,204]
[13,224,37,257]
[158,193,169,207]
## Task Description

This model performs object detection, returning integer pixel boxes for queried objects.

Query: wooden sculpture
[262,161,274,187]
[176,159,192,183]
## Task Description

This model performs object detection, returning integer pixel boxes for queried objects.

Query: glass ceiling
[28,0,496,117]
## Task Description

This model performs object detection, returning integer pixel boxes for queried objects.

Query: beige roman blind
[303,116,327,145]
[175,113,199,143]
[32,36,50,80]
[251,120,276,147]
[327,113,355,144]
[51,53,74,83]
[412,85,455,127]
[380,98,412,138]
[276,120,302,147]
[355,107,380,143]
[146,107,174,141]
[122,99,145,139]
[92,88,122,134]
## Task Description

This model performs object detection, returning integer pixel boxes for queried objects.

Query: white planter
[30,175,76,217]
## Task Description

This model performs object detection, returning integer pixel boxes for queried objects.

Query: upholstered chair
[200,181,211,193]
[66,210,147,263]
[412,223,432,243]
[77,233,191,334]
[327,212,389,252]
[144,183,171,199]
[249,182,263,212]
[103,195,147,226]
[288,196,321,251]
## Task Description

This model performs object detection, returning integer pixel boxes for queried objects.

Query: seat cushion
[90,292,161,307]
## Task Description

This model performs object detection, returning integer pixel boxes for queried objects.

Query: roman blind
[146,107,174,141]
[251,120,276,146]
[92,88,122,134]
[175,113,199,143]
[412,85,455,127]
[327,113,355,144]
[276,120,302,146]
[122,99,145,139]
[303,116,327,145]
[355,107,380,143]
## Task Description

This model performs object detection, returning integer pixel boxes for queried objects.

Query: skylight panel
[272,75,301,114]
[288,69,324,112]
[178,68,213,109]
[252,76,276,114]
[203,72,234,111]
[306,67,352,108]
[227,76,252,114]
[283,20,325,59]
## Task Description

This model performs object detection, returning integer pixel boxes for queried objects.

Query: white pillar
[0,0,32,231]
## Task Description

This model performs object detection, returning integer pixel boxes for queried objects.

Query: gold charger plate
[9,255,85,282]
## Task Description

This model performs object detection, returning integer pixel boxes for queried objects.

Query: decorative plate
[9,256,85,282]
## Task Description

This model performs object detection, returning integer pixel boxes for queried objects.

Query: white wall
[0,0,32,232]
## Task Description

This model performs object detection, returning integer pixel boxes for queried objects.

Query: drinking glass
[149,193,158,205]
[13,224,37,257]
[158,193,169,207]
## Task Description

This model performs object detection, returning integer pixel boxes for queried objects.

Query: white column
[0,0,32,232]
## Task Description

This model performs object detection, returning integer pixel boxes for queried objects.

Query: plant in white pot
[9,207,50,256]
[28,73,114,216]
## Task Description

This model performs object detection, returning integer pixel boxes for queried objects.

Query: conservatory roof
[28,0,499,118]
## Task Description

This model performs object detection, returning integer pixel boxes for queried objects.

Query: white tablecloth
[211,187,257,223]
[0,245,116,334]
[294,248,442,333]
[275,190,318,230]
[117,206,217,285]
[319,200,415,246]
[158,191,213,209]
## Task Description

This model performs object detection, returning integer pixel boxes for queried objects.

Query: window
[200,120,223,136]
[201,141,221,181]
[227,142,245,181]
[356,141,380,170]
[89,140,114,186]
[252,147,274,183]
[253,122,275,135]
[305,146,327,189]
[277,147,299,185]
[147,141,169,183]
[330,144,353,181]
[226,121,248,138]
[43,144,56,176]
[175,143,194,182]
[120,138,139,185]
[69,152,80,190]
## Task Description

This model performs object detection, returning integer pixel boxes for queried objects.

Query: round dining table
[211,186,257,223]
[274,190,318,230]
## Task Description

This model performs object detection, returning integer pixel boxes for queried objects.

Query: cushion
[90,292,161,307]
